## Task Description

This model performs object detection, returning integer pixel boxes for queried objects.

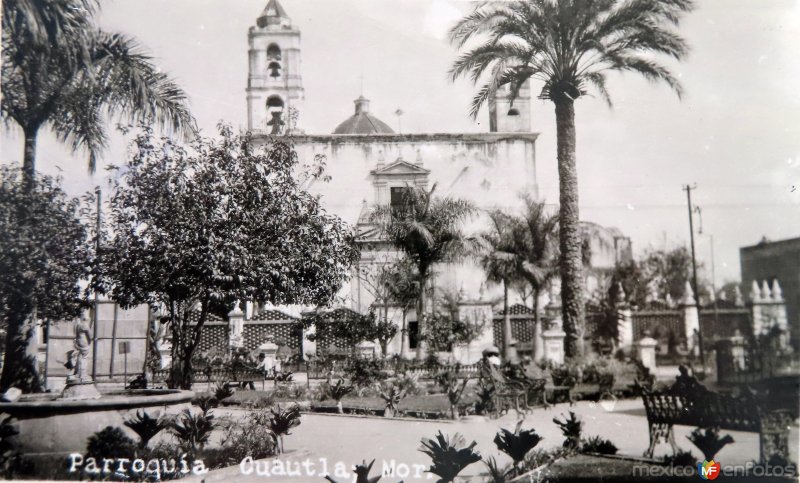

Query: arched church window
[267,43,282,60]
[266,96,285,134]
[507,108,520,116]
[268,61,281,78]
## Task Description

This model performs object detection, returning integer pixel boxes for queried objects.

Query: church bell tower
[489,80,531,133]
[246,0,304,134]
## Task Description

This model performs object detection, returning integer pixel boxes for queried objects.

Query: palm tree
[512,197,559,357]
[2,0,196,188]
[372,184,480,359]
[481,210,524,361]
[450,0,693,358]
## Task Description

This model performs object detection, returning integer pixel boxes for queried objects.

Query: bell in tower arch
[267,111,285,134]
[268,61,281,79]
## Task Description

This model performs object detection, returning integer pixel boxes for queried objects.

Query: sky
[2,0,799,287]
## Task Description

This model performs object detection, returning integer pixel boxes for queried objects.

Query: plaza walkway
[194,398,795,482]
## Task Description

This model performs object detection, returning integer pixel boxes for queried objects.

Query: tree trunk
[400,309,407,358]
[554,98,585,359]
[1,126,45,392]
[0,303,43,393]
[533,287,542,361]
[502,281,517,363]
[22,125,39,193]
[415,275,428,360]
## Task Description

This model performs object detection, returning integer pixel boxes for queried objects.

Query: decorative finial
[750,280,761,302]
[760,280,771,301]
[734,285,744,306]
[771,279,783,301]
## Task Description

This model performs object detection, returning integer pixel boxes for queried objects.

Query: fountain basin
[0,389,194,456]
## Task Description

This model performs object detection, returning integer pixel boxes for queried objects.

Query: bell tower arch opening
[266,96,285,134]
[246,0,304,133]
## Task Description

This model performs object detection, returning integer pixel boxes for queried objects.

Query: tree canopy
[1,0,195,181]
[102,125,358,388]
[0,167,93,391]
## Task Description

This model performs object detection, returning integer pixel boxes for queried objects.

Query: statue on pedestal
[65,316,93,384]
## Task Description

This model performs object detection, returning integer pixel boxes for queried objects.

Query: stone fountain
[0,316,193,456]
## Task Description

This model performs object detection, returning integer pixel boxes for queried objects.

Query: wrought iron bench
[489,366,549,416]
[150,368,263,386]
[641,365,792,463]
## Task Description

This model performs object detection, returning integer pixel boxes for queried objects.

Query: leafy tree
[423,310,485,353]
[450,0,694,358]
[102,125,358,389]
[385,258,421,357]
[512,197,559,354]
[639,246,702,304]
[371,184,480,359]
[305,308,394,355]
[1,0,195,188]
[481,210,524,360]
[0,167,92,392]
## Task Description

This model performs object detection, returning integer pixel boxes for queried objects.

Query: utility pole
[683,184,705,369]
[696,207,720,344]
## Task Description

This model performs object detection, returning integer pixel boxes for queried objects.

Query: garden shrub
[0,415,31,479]
[580,435,618,455]
[215,408,278,466]
[347,358,388,387]
[395,370,424,396]
[86,426,138,460]
[522,446,571,473]
[663,450,697,467]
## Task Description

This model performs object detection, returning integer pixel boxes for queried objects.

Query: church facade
[245,0,626,360]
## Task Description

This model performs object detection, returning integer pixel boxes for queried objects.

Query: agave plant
[553,411,582,451]
[687,427,734,461]
[123,410,167,449]
[419,431,481,483]
[170,408,217,453]
[269,404,301,454]
[494,420,543,474]
[474,377,496,416]
[326,378,355,413]
[436,367,469,420]
[324,459,382,483]
[483,456,510,483]
[379,383,406,418]
[194,394,219,414]
[214,382,235,403]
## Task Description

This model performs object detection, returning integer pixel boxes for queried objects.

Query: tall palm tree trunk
[21,124,41,193]
[532,287,542,361]
[555,98,585,359]
[400,309,408,358]
[415,285,427,360]
[502,281,514,361]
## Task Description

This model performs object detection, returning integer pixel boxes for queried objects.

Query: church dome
[332,96,395,135]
